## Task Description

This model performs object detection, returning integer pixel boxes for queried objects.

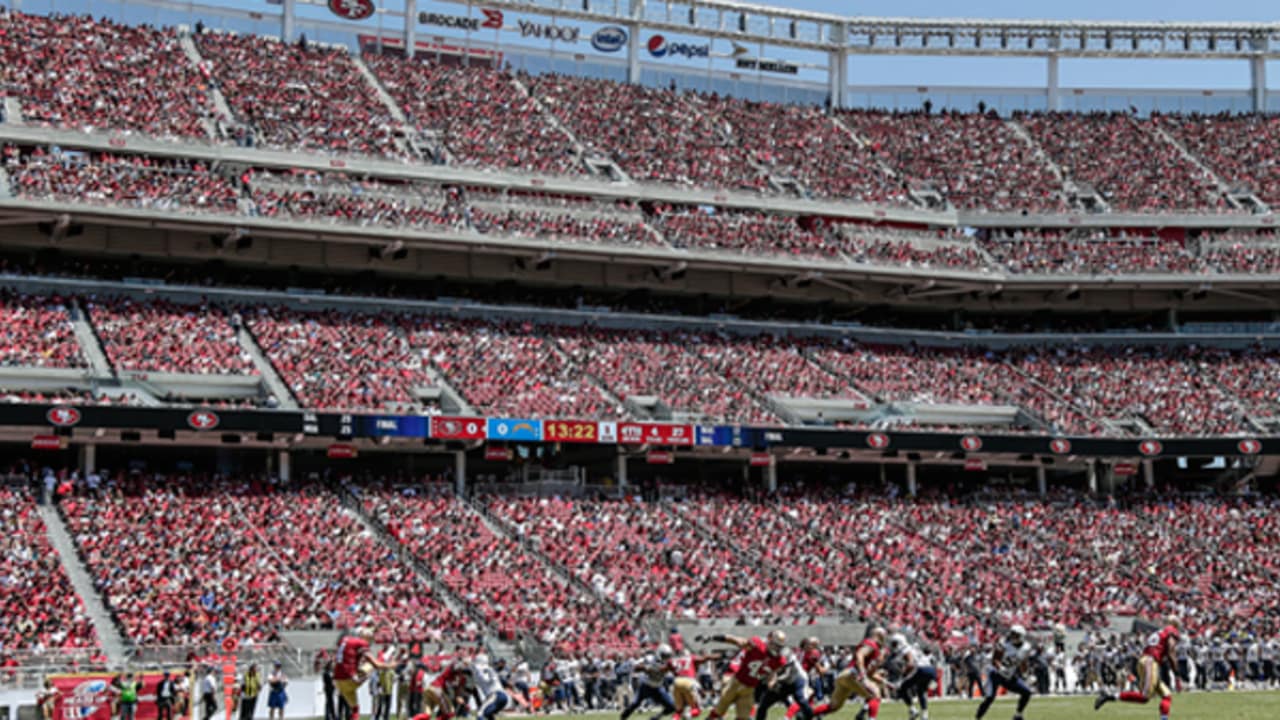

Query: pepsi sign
[592,26,628,53]
[648,34,709,59]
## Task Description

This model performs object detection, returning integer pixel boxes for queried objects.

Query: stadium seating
[1017,112,1230,213]
[1013,346,1251,436]
[979,230,1209,275]
[0,292,85,369]
[0,12,214,139]
[1159,113,1280,208]
[247,307,432,413]
[60,477,465,646]
[839,110,1069,212]
[5,146,241,214]
[363,487,641,655]
[234,485,465,643]
[0,487,99,652]
[485,496,828,622]
[556,327,778,424]
[363,56,583,175]
[86,297,256,375]
[404,317,623,419]
[194,32,402,158]
[653,206,844,258]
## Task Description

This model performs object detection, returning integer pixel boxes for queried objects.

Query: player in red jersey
[333,628,394,720]
[700,631,789,720]
[671,646,721,720]
[1095,618,1180,720]
[806,628,886,720]
[410,657,472,720]
[784,638,828,719]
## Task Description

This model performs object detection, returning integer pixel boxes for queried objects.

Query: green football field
[523,691,1280,720]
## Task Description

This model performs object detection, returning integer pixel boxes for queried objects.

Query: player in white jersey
[469,656,510,720]
[621,645,678,720]
[975,626,1035,720]
[887,635,937,720]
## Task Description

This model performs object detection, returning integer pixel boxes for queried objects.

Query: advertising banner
[49,672,166,720]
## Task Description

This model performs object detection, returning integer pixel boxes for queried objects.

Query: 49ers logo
[1138,440,1163,457]
[866,432,890,449]
[187,410,220,431]
[1238,439,1262,455]
[47,406,82,427]
[959,435,983,452]
[1049,438,1072,455]
[328,0,375,21]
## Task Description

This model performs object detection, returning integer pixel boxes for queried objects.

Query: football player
[975,626,1035,720]
[805,627,887,720]
[621,644,678,720]
[700,632,790,720]
[888,633,938,720]
[1095,618,1180,720]
[334,628,394,720]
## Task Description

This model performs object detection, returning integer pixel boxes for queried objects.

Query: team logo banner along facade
[486,417,543,441]
[50,673,167,720]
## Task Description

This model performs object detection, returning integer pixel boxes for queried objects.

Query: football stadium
[0,0,1279,719]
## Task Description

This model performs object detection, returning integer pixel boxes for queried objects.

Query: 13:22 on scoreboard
[543,420,599,443]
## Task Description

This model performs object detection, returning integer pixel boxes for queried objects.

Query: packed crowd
[363,57,582,175]
[406,317,623,419]
[486,496,829,622]
[59,474,470,646]
[363,485,640,655]
[86,297,256,375]
[2,290,1278,434]
[979,229,1210,275]
[653,207,844,258]
[555,326,778,424]
[1159,113,1280,208]
[13,10,1280,217]
[4,146,242,214]
[194,32,402,158]
[0,11,214,139]
[234,484,466,642]
[1017,111,1230,213]
[468,207,658,248]
[21,464,1280,661]
[528,75,762,191]
[1014,346,1251,436]
[0,292,84,369]
[840,109,1069,213]
[246,307,435,413]
[0,486,99,653]
[698,93,905,203]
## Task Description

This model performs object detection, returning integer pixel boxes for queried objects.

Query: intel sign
[647,34,710,59]
[592,26,628,53]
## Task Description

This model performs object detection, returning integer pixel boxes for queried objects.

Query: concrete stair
[349,54,410,125]
[236,325,300,409]
[177,30,238,139]
[337,484,520,660]
[38,505,131,663]
[68,300,115,378]
[3,97,24,125]
[464,496,636,619]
